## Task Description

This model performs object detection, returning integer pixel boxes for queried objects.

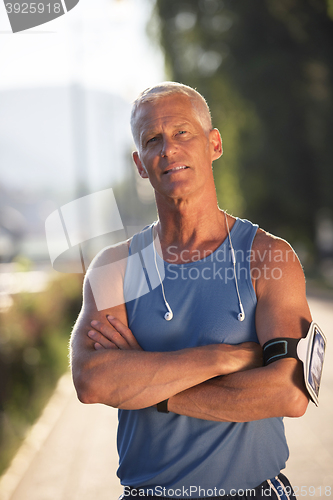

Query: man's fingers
[94,341,118,351]
[89,319,140,350]
[88,329,117,349]
[107,316,142,350]
[94,342,104,350]
[87,317,142,351]
[89,323,129,350]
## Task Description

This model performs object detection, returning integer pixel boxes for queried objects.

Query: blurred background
[0,0,163,478]
[0,0,333,495]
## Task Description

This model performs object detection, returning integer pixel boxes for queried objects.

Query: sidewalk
[0,296,332,500]
[0,374,123,500]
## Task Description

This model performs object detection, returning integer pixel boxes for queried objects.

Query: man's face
[132,94,222,201]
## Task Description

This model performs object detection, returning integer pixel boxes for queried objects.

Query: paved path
[0,375,122,500]
[0,295,332,500]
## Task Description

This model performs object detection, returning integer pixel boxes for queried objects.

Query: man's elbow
[72,367,96,404]
[277,360,310,418]
[72,365,119,407]
[74,379,96,405]
[286,388,309,418]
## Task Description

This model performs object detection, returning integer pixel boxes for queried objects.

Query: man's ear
[209,129,223,161]
[133,151,148,178]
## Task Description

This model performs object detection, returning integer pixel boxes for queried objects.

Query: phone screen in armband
[298,323,327,406]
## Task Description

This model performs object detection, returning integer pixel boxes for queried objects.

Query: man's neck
[154,191,230,263]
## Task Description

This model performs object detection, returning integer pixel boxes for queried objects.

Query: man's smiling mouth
[164,165,189,174]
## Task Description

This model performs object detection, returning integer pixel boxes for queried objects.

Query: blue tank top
[117,218,289,495]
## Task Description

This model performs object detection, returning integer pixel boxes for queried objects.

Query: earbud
[164,302,173,321]
[238,304,245,322]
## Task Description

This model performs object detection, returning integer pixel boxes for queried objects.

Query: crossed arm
[70,233,311,421]
[71,303,261,412]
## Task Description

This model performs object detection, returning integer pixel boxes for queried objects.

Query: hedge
[0,273,83,475]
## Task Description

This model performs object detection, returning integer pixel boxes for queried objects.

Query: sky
[0,0,165,99]
[0,0,165,263]
[0,0,166,194]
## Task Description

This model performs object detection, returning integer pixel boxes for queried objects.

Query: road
[0,294,332,500]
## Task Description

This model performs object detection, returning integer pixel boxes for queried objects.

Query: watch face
[308,328,326,398]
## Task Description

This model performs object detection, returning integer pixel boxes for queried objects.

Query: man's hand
[88,316,142,351]
[228,342,263,373]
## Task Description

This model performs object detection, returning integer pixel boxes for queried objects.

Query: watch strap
[156,399,169,413]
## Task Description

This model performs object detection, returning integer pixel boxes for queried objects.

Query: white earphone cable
[152,227,169,306]
[152,224,173,320]
[224,212,245,321]
[152,216,244,322]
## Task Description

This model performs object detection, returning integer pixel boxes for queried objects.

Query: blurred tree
[154,0,333,256]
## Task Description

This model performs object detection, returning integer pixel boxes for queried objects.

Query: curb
[0,372,74,500]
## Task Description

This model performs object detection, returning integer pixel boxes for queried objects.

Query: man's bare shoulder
[251,227,307,301]
[79,239,133,317]
[252,228,300,266]
[89,238,131,270]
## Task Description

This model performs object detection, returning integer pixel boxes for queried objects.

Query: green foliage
[155,0,333,256]
[0,274,82,475]
[327,0,333,19]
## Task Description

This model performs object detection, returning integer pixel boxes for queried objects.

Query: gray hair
[131,81,213,147]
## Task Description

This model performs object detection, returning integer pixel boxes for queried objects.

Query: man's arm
[168,358,306,421]
[167,232,311,421]
[70,242,262,410]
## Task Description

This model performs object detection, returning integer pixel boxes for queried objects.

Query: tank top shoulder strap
[231,218,259,253]
[129,223,155,256]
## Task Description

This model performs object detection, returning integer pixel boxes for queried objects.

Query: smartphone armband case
[263,322,326,406]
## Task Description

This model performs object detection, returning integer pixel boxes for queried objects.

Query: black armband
[263,338,299,365]
[262,322,326,407]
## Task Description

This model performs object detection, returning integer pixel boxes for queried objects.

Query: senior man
[70,82,311,499]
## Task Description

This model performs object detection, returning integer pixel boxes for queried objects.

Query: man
[70,82,312,499]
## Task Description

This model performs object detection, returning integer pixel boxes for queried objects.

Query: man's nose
[161,137,176,157]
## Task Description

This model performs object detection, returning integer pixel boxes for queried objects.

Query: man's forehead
[135,95,201,131]
[138,94,192,115]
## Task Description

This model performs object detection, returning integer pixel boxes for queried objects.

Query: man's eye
[178,130,187,135]
[147,137,157,144]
